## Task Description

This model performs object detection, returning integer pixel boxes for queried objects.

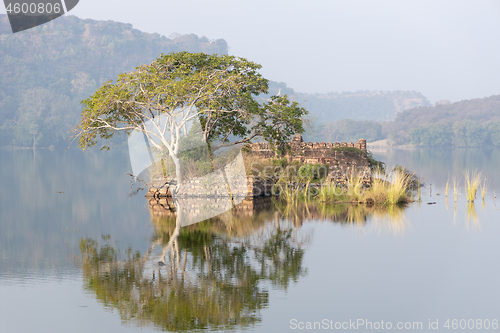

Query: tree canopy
[76,51,307,183]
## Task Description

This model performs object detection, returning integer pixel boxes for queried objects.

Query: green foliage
[487,122,500,146]
[408,120,494,147]
[330,146,364,153]
[297,163,329,180]
[409,123,452,146]
[450,121,487,147]
[385,95,500,146]
[272,158,288,168]
[464,121,487,147]
[77,51,307,167]
[366,150,386,173]
[258,95,308,155]
[452,121,467,147]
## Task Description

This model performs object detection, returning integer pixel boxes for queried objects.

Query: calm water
[1,148,500,333]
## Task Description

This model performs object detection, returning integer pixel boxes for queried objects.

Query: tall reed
[464,169,482,203]
[386,169,411,205]
[481,180,488,201]
[445,177,450,197]
[347,172,365,202]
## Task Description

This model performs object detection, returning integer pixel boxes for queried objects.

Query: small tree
[76,52,307,187]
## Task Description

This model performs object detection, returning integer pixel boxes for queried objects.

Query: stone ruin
[247,135,371,187]
[145,135,372,201]
[246,134,367,162]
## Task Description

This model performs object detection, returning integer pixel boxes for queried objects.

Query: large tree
[76,52,307,186]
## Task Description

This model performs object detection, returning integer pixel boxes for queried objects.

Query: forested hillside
[387,94,500,146]
[267,82,430,143]
[321,95,500,147]
[0,14,228,147]
[269,82,430,123]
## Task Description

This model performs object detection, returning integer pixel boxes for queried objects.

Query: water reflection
[79,200,308,332]
[466,202,480,231]
[273,199,408,236]
[77,197,415,331]
[5,148,500,333]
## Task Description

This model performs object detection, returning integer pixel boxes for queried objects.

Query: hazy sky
[3,0,500,103]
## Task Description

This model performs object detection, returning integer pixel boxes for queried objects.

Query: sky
[2,0,500,103]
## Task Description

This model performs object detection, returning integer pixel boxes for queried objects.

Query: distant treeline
[268,82,430,123]
[409,121,500,147]
[308,94,500,147]
[389,94,500,146]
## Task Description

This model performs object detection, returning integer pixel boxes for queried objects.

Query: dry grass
[445,177,450,197]
[365,178,391,204]
[363,168,411,205]
[481,180,489,201]
[464,169,482,202]
[386,169,411,204]
[317,168,412,205]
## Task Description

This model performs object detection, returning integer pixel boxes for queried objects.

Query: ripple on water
[0,262,81,286]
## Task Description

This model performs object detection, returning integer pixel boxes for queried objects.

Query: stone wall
[247,135,371,186]
[247,135,367,162]
[146,175,277,199]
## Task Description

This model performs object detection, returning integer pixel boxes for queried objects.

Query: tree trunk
[171,154,183,194]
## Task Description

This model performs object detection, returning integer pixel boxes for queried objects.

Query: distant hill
[267,82,430,143]
[393,94,500,129]
[269,82,431,123]
[316,94,500,147]
[386,94,500,146]
[0,14,228,147]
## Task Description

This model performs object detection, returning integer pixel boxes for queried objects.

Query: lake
[1,147,500,332]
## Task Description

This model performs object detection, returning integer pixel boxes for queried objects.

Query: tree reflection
[79,206,307,332]
[79,197,412,331]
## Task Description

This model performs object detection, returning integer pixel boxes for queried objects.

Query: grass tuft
[464,169,482,203]
[481,180,489,201]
